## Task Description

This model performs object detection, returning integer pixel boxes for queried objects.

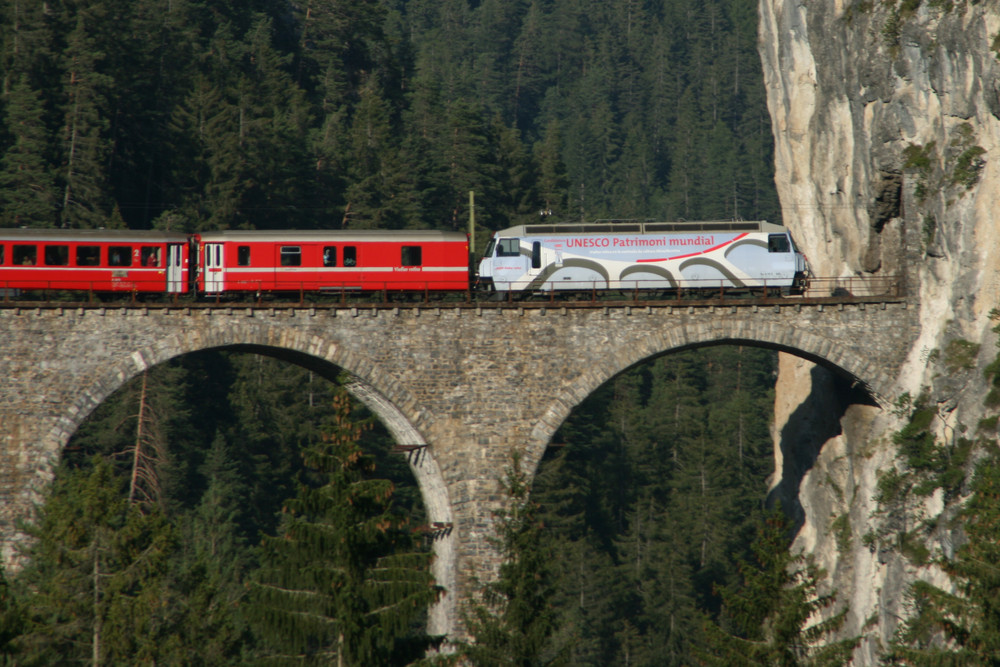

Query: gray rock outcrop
[759,0,1000,661]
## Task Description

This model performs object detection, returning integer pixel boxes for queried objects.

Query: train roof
[495,220,789,236]
[194,230,467,243]
[0,228,190,243]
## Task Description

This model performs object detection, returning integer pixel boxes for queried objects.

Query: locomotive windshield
[497,239,520,257]
[483,237,496,259]
[767,234,790,253]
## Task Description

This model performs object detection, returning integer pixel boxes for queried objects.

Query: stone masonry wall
[0,300,917,640]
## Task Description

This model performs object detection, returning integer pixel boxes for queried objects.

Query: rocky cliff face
[758,0,1000,661]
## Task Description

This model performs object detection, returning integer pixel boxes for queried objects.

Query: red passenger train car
[0,229,191,294]
[193,230,470,295]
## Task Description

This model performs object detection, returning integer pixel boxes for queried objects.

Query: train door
[203,242,224,293]
[167,243,185,293]
[527,241,542,277]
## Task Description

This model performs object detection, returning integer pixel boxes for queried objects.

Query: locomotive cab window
[768,234,790,253]
[237,246,251,266]
[401,246,422,267]
[13,245,36,266]
[141,247,160,267]
[483,238,496,259]
[323,247,336,267]
[77,246,100,266]
[0,245,4,265]
[109,246,132,267]
[280,246,301,267]
[344,246,357,267]
[44,245,69,266]
[497,238,520,257]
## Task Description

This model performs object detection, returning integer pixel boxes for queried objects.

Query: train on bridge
[0,221,809,299]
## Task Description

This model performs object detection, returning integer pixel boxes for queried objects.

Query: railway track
[0,276,907,311]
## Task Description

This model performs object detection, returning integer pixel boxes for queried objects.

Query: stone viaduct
[0,295,918,639]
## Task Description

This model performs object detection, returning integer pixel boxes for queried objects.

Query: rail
[0,275,905,310]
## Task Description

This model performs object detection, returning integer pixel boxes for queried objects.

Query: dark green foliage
[14,458,185,664]
[903,143,935,172]
[951,146,986,188]
[0,76,57,226]
[884,448,1000,665]
[247,393,440,666]
[895,407,939,472]
[983,319,1000,407]
[0,0,776,230]
[868,395,975,572]
[890,396,972,499]
[532,346,780,666]
[8,352,426,664]
[57,6,115,229]
[698,510,859,666]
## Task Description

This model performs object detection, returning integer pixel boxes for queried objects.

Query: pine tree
[508,1,550,130]
[439,99,504,231]
[343,75,413,229]
[57,7,113,228]
[170,431,253,664]
[234,16,315,230]
[166,72,244,231]
[883,448,1000,665]
[697,509,859,667]
[531,389,631,664]
[15,458,182,664]
[223,355,341,537]
[0,0,60,100]
[246,393,440,665]
[0,75,57,226]
[99,0,199,228]
[493,118,540,229]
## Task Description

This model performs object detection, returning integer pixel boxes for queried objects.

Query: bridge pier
[0,300,918,642]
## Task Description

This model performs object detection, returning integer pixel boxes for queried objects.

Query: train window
[237,246,251,266]
[497,239,520,257]
[344,246,357,267]
[323,246,337,267]
[768,234,790,253]
[141,247,160,267]
[483,238,496,259]
[401,246,422,267]
[44,245,70,266]
[0,245,4,264]
[77,246,100,266]
[280,246,301,266]
[109,246,133,266]
[13,245,36,266]
[531,242,541,269]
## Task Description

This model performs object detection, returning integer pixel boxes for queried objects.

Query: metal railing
[799,276,901,299]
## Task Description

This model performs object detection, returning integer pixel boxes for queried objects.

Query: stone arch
[53,323,429,458]
[527,320,886,473]
[45,321,458,639]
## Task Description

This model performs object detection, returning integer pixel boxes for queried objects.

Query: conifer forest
[7,0,990,665]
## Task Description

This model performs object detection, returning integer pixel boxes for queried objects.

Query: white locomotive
[476,220,809,295]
